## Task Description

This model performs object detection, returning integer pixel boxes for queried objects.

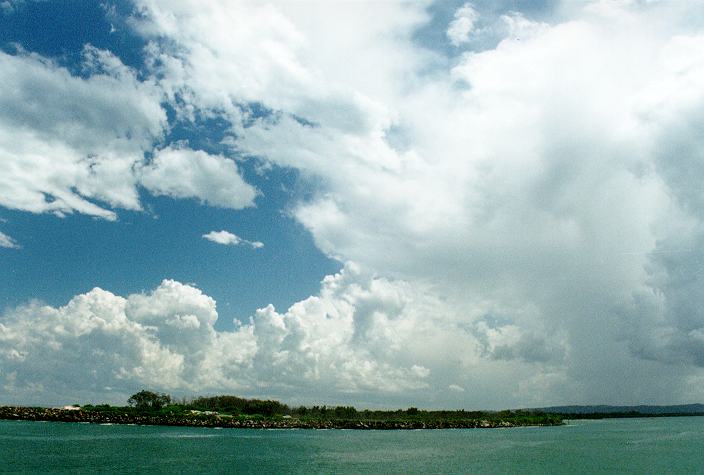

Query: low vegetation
[72,390,563,427]
[0,390,564,429]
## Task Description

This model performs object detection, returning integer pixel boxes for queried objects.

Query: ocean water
[1,417,703,473]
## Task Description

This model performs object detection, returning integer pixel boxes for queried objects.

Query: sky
[1,0,704,410]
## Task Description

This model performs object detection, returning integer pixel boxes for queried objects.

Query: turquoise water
[1,417,703,473]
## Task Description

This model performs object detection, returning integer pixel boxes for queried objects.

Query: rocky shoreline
[0,406,562,430]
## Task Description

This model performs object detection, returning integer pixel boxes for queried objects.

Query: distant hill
[534,404,704,415]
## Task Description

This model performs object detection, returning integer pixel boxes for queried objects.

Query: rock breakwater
[0,406,561,429]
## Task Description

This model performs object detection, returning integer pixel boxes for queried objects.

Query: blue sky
[0,176,339,329]
[2,0,704,409]
[0,1,339,325]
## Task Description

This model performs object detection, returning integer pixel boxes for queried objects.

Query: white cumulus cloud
[0,269,483,407]
[447,3,479,46]
[0,231,19,249]
[202,230,263,249]
[0,46,165,220]
[0,45,257,220]
[139,147,257,210]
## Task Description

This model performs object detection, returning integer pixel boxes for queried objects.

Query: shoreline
[0,406,563,430]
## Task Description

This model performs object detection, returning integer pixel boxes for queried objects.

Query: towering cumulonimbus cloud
[127,0,704,404]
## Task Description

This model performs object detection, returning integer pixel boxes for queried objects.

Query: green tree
[128,390,172,411]
[334,406,357,419]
